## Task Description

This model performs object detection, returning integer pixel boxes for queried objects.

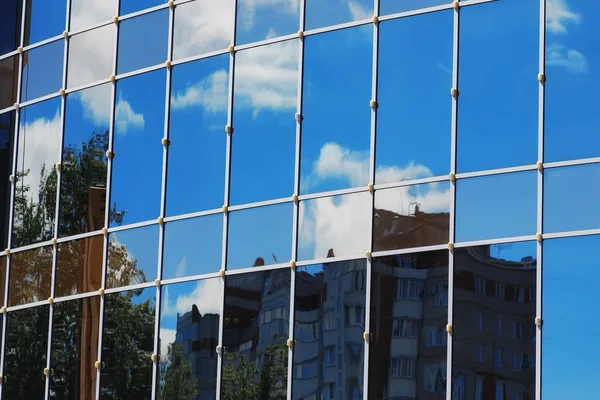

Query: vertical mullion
[446,2,460,399]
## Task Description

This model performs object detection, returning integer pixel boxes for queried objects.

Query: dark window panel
[55,235,103,298]
[107,224,158,289]
[0,111,16,249]
[9,245,52,306]
[0,56,19,110]
[0,0,22,56]
[20,39,64,102]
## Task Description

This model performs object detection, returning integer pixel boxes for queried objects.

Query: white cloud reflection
[547,0,580,34]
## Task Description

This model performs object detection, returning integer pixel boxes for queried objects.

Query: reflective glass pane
[0,56,19,110]
[162,214,223,280]
[67,25,115,89]
[110,69,165,227]
[545,1,600,162]
[455,172,537,242]
[374,182,451,251]
[376,11,452,184]
[293,260,366,399]
[117,9,169,74]
[59,84,110,237]
[120,0,163,16]
[12,97,62,248]
[0,256,6,303]
[544,164,600,233]
[452,242,536,400]
[101,287,155,399]
[0,111,16,249]
[167,55,228,216]
[24,0,66,46]
[0,0,21,56]
[236,0,299,45]
[158,278,221,399]
[543,236,599,399]
[21,39,64,102]
[172,0,233,61]
[56,235,103,298]
[70,0,118,31]
[227,203,293,270]
[369,251,448,399]
[107,224,159,288]
[457,0,538,173]
[222,269,290,398]
[50,297,101,399]
[298,192,370,261]
[301,27,372,194]
[3,306,49,398]
[305,0,372,30]
[230,40,298,205]
[9,245,52,306]
[380,0,448,15]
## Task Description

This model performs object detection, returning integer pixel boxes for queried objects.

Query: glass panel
[455,172,537,242]
[100,287,155,399]
[544,164,600,233]
[117,9,169,74]
[56,235,103,298]
[21,39,64,102]
[120,0,163,16]
[70,0,118,31]
[301,27,372,194]
[305,0,372,30]
[110,69,165,227]
[453,242,536,400]
[107,224,158,288]
[0,56,19,110]
[9,245,52,306]
[50,297,101,399]
[3,306,49,398]
[167,55,228,216]
[457,0,538,173]
[0,0,22,56]
[172,0,233,61]
[293,260,366,399]
[369,251,448,398]
[162,214,223,280]
[59,84,110,237]
[236,0,299,45]
[67,25,116,89]
[12,97,62,248]
[227,203,293,270]
[230,40,298,205]
[0,256,6,303]
[380,0,448,15]
[298,192,370,262]
[158,278,221,399]
[0,111,16,249]
[543,236,598,399]
[545,1,599,162]
[222,269,290,398]
[24,0,66,46]
[374,182,451,251]
[376,11,452,184]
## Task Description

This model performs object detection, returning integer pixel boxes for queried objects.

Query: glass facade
[0,0,597,399]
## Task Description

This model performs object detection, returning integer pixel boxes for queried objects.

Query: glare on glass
[117,9,169,74]
[70,0,118,31]
[67,25,116,89]
[162,214,223,280]
[455,171,537,242]
[374,182,451,251]
[12,97,62,248]
[298,192,370,261]
[380,0,449,15]
[172,0,233,61]
[60,84,111,237]
[457,0,538,172]
[110,69,165,227]
[167,55,229,216]
[301,27,372,194]
[236,0,299,45]
[305,0,372,30]
[0,111,16,250]
[24,0,66,46]
[230,39,298,205]
[158,278,221,399]
[376,11,452,184]
[0,56,18,110]
[369,251,448,398]
[56,235,104,298]
[227,203,293,270]
[107,224,159,288]
[452,242,537,400]
[9,246,52,306]
[21,39,64,102]
[120,0,164,16]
